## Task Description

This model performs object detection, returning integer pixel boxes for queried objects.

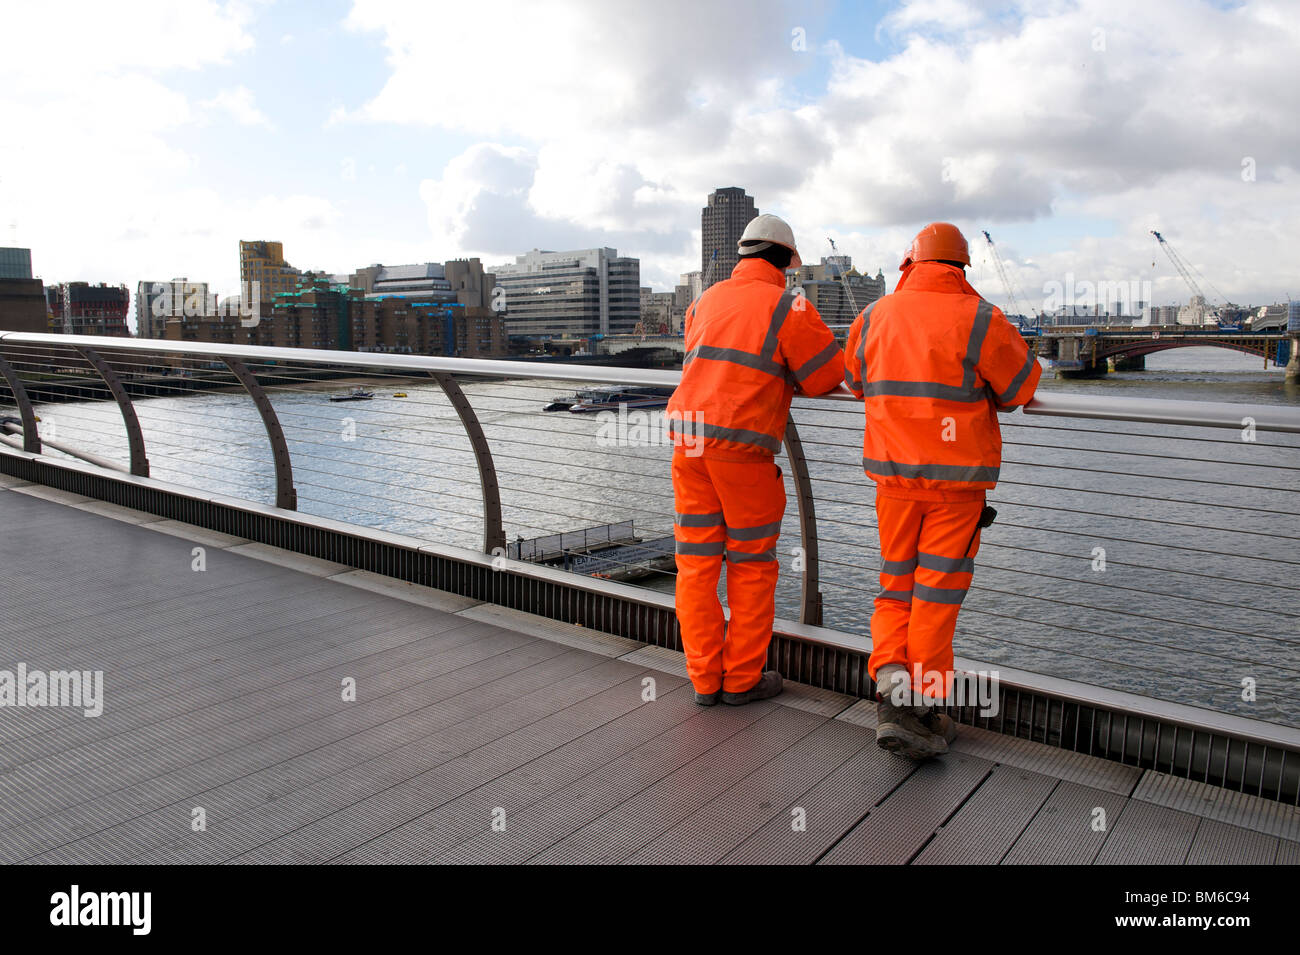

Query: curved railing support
[782,417,822,626]
[0,351,41,453]
[76,346,149,477]
[222,357,297,510]
[430,371,505,555]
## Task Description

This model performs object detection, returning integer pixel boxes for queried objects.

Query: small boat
[329,388,375,402]
[567,385,674,413]
[392,392,408,398]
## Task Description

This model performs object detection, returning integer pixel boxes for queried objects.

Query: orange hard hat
[900,222,970,270]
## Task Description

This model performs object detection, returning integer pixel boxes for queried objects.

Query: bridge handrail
[3,330,1299,434]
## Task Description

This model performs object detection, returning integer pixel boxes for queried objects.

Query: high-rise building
[0,247,46,334]
[701,187,758,290]
[239,240,304,300]
[45,283,130,336]
[787,257,887,332]
[488,247,639,339]
[0,247,33,280]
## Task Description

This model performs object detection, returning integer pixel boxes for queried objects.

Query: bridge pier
[1056,360,1108,380]
[1287,334,1300,382]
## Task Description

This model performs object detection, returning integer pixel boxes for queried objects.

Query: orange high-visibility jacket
[843,261,1041,493]
[667,257,844,460]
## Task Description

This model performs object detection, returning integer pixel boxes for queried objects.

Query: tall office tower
[700,187,758,290]
[489,247,639,339]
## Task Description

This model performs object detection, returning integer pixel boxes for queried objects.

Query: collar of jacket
[895,260,979,297]
[729,256,788,287]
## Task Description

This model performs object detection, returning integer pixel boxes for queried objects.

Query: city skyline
[2,1,1298,310]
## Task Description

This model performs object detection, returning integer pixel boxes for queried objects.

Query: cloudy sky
[2,0,1297,322]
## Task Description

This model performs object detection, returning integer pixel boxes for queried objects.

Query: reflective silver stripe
[914,582,968,605]
[995,350,1038,406]
[791,341,840,384]
[669,421,781,453]
[862,457,1000,483]
[881,557,918,576]
[961,300,994,391]
[844,366,862,392]
[726,548,777,563]
[727,519,782,541]
[683,344,783,378]
[918,552,975,574]
[877,588,913,602]
[676,540,725,556]
[861,380,984,402]
[759,289,798,362]
[855,301,878,387]
[675,511,723,527]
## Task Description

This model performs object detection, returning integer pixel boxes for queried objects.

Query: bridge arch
[1098,338,1274,362]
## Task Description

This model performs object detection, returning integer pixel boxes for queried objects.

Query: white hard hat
[737,214,802,269]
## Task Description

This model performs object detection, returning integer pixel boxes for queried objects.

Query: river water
[18,347,1300,727]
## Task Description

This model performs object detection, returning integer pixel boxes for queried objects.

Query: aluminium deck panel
[913,763,1059,865]
[720,745,920,865]
[817,751,994,865]
[1184,818,1279,865]
[624,718,872,865]
[408,694,778,865]
[1093,798,1201,865]
[1002,780,1129,865]
[529,704,825,864]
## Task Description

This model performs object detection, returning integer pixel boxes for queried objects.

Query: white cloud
[7,0,1300,306]
[365,0,1300,299]
[200,86,273,128]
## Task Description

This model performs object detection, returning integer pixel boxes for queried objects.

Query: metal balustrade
[2,330,1299,803]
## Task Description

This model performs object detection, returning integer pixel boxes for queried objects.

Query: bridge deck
[2,475,1298,865]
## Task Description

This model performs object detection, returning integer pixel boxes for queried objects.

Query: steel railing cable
[806,479,1299,541]
[811,532,1300,621]
[811,546,1300,647]
[812,561,1300,673]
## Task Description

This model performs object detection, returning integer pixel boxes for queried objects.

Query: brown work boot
[914,705,958,745]
[721,670,783,705]
[875,699,949,759]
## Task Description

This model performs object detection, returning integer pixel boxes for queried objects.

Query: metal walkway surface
[2,475,1298,865]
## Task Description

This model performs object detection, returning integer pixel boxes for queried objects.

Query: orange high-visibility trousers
[672,453,785,695]
[868,490,985,702]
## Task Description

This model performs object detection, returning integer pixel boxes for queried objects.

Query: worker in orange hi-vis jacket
[666,214,844,707]
[843,222,1041,759]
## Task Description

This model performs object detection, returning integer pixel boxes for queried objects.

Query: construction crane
[826,237,859,315]
[1149,229,1230,324]
[981,231,1034,326]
